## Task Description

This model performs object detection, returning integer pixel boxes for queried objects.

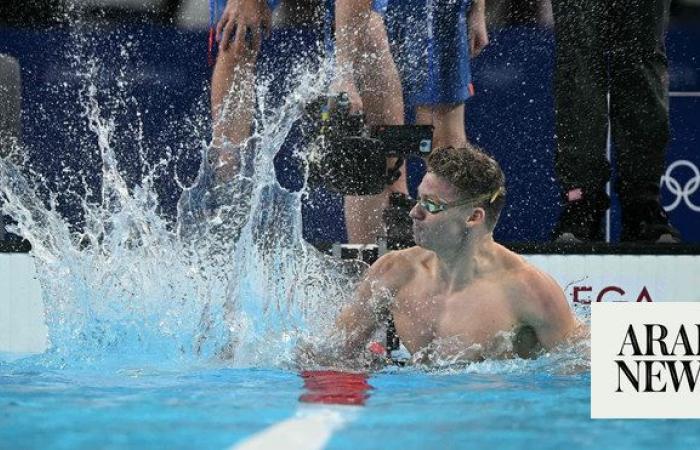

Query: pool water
[2,361,700,450]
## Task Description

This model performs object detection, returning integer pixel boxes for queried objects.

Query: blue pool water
[2,363,700,449]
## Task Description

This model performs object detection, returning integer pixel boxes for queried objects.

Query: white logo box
[592,302,700,419]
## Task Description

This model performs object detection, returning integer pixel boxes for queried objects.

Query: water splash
[0,19,361,369]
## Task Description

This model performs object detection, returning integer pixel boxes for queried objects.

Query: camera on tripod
[305,92,433,196]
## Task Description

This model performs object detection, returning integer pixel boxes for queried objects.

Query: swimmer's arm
[335,253,404,357]
[335,276,390,357]
[294,287,382,368]
[516,271,580,350]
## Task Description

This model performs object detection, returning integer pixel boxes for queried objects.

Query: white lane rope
[230,405,360,450]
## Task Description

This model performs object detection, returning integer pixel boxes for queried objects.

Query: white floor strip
[230,405,359,450]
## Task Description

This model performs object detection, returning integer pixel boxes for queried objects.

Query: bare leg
[358,13,406,192]
[337,8,406,243]
[344,194,386,244]
[415,103,467,150]
[210,44,258,181]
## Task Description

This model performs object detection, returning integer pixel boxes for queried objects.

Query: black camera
[305,93,433,195]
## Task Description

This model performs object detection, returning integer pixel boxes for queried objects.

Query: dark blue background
[1,23,698,243]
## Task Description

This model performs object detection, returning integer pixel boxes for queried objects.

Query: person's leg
[413,104,467,149]
[178,42,258,236]
[609,0,678,242]
[550,0,611,241]
[211,44,257,148]
[408,0,471,150]
[337,3,406,243]
[380,0,472,249]
[210,0,277,182]
[356,10,406,197]
[210,14,259,182]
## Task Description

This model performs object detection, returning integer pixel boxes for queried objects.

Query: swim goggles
[417,188,504,215]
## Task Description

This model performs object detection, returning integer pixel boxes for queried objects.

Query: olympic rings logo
[660,160,700,212]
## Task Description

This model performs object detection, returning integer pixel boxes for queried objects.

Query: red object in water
[368,341,387,356]
[299,370,372,406]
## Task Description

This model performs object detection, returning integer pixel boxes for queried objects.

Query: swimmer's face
[410,173,471,251]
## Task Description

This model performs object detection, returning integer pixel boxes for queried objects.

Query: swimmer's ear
[466,207,486,227]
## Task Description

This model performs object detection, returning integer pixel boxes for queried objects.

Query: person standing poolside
[209,0,312,182]
[331,0,408,244]
[550,0,680,243]
[387,0,489,150]
[332,146,580,363]
[209,0,407,244]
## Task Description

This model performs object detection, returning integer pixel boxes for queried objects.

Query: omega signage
[571,286,654,304]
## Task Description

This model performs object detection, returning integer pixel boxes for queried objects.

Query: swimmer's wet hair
[426,145,507,230]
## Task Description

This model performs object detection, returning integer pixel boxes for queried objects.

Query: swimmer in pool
[332,145,582,364]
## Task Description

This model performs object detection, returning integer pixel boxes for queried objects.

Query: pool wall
[2,251,698,354]
[0,252,47,354]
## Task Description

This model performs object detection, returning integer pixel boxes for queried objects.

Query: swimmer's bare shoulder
[367,246,425,289]
[502,248,580,349]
